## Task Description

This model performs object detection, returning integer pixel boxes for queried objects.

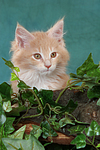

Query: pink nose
[45,65,51,69]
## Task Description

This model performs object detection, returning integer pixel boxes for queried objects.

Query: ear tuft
[15,24,35,48]
[47,18,64,42]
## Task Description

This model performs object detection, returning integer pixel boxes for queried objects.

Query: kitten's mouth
[45,69,50,72]
[42,68,51,74]
[47,68,50,71]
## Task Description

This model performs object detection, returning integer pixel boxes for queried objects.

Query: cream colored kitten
[11,19,70,92]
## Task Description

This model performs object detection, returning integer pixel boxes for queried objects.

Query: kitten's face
[31,47,58,74]
[15,33,68,75]
[29,33,64,74]
[11,19,69,75]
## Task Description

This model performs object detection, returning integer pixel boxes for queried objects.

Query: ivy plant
[0,53,100,150]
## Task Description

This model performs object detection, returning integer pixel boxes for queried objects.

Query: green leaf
[6,105,26,117]
[39,90,53,106]
[0,104,6,126]
[85,120,100,136]
[0,125,7,150]
[70,73,79,79]
[71,133,86,149]
[33,87,39,95]
[21,90,35,104]
[87,85,100,99]
[84,78,98,89]
[18,80,31,89]
[97,98,100,106]
[14,67,20,72]
[0,95,2,104]
[2,135,45,150]
[31,125,42,139]
[3,101,12,112]
[59,117,75,128]
[38,89,57,115]
[8,125,26,139]
[48,115,60,130]
[0,82,11,100]
[41,120,57,139]
[77,53,99,77]
[97,143,100,148]
[4,117,15,135]
[2,58,14,69]
[70,73,98,88]
[11,72,19,81]
[60,99,78,114]
[68,125,86,135]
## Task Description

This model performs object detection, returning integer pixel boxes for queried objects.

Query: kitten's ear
[15,23,35,48]
[47,18,64,42]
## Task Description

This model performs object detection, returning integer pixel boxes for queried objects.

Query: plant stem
[31,89,43,113]
[86,137,99,150]
[15,107,30,125]
[23,111,43,119]
[23,89,43,119]
[92,134,95,145]
[55,79,82,103]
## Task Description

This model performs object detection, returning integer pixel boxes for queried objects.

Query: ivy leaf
[6,105,26,117]
[21,90,36,104]
[97,98,100,106]
[41,120,57,139]
[97,143,100,148]
[48,115,60,130]
[70,73,98,89]
[3,101,12,112]
[4,117,15,135]
[18,80,31,89]
[0,125,7,150]
[14,67,20,72]
[32,87,38,93]
[68,125,86,135]
[71,133,86,149]
[87,85,100,99]
[59,116,75,128]
[31,125,42,139]
[8,125,26,139]
[39,90,54,106]
[38,90,57,115]
[0,82,11,100]
[85,120,100,136]
[2,58,14,69]
[77,53,99,77]
[0,94,2,104]
[2,135,45,150]
[60,99,78,114]
[11,72,19,81]
[0,104,6,126]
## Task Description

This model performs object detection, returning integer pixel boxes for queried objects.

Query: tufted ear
[47,18,64,42]
[15,23,35,48]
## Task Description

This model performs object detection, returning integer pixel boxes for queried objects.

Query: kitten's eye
[33,53,41,59]
[51,52,57,58]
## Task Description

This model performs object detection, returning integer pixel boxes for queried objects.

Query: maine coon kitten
[11,19,70,92]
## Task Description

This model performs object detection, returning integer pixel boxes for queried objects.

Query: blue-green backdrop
[0,0,100,84]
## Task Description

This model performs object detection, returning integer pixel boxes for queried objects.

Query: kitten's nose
[45,64,51,69]
[44,60,51,69]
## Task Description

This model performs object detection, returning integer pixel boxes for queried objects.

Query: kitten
[11,18,70,92]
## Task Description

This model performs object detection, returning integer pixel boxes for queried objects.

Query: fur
[11,19,70,92]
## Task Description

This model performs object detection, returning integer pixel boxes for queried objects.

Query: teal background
[0,0,100,84]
